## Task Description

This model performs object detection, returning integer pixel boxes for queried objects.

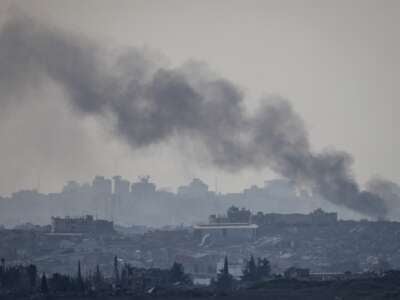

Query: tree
[94,265,104,290]
[0,258,4,286]
[214,256,234,291]
[113,256,120,286]
[169,262,192,285]
[76,260,85,292]
[50,273,73,292]
[242,255,258,282]
[26,264,37,290]
[120,266,129,289]
[1,265,22,290]
[241,256,271,283]
[257,258,271,279]
[40,273,48,294]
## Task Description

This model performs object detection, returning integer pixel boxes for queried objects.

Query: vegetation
[2,256,400,299]
[169,262,192,285]
[212,256,235,291]
[40,273,48,294]
[241,255,271,282]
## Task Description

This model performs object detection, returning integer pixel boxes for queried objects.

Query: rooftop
[193,223,258,229]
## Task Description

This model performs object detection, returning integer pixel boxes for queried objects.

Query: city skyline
[0,0,399,231]
[1,2,400,297]
[0,1,398,199]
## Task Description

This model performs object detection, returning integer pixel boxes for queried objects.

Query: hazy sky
[0,0,398,195]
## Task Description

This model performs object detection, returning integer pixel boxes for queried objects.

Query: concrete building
[284,267,310,279]
[113,176,130,197]
[92,176,112,196]
[92,176,112,219]
[254,209,338,226]
[175,253,218,278]
[193,223,258,242]
[51,215,114,234]
[131,176,156,196]
[178,178,209,198]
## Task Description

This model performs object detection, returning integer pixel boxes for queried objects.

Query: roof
[193,223,258,230]
[45,233,84,236]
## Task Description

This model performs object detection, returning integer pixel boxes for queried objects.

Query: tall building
[178,178,209,198]
[131,176,156,197]
[92,176,112,196]
[92,176,112,219]
[113,176,130,197]
[112,176,130,221]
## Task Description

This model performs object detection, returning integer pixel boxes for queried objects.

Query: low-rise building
[193,223,258,242]
[254,209,338,226]
[284,267,310,279]
[51,215,114,234]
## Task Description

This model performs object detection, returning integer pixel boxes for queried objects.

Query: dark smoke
[0,15,389,218]
[367,178,400,219]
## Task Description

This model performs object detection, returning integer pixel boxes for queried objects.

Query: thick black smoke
[0,15,389,218]
[366,178,400,219]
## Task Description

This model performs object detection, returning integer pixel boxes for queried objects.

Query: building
[209,206,251,224]
[284,267,310,279]
[113,176,130,197]
[92,176,113,219]
[193,223,258,242]
[177,178,210,198]
[131,176,156,196]
[309,272,378,281]
[92,176,112,196]
[309,208,338,225]
[175,253,219,278]
[51,215,114,234]
[253,209,338,226]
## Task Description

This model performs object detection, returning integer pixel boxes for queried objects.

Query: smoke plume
[0,15,390,218]
[366,178,400,219]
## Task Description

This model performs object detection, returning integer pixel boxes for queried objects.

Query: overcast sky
[0,0,398,195]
